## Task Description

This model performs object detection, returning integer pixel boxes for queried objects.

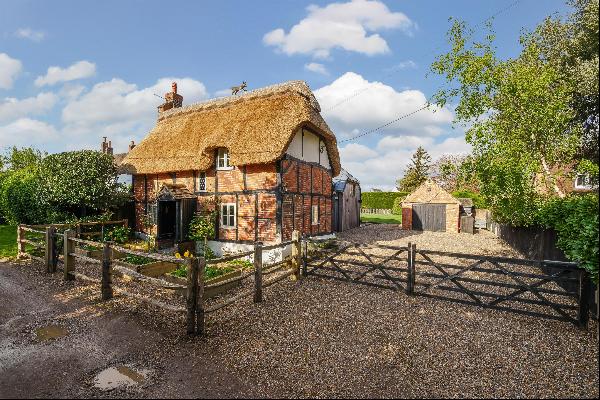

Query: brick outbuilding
[401,180,461,233]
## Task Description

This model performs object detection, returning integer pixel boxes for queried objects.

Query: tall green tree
[397,146,432,192]
[430,10,588,223]
[40,150,129,218]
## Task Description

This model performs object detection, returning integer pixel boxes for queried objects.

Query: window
[197,171,206,192]
[220,203,236,228]
[217,148,232,170]
[311,204,319,225]
[574,173,598,190]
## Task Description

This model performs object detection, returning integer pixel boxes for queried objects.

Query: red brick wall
[133,158,332,243]
[280,158,333,240]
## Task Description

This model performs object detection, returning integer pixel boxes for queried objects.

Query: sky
[0,0,570,190]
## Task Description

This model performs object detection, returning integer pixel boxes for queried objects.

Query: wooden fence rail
[16,224,302,336]
[303,239,592,329]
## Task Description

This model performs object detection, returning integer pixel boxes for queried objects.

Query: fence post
[407,242,416,295]
[291,230,301,281]
[301,238,308,277]
[101,241,113,300]
[196,257,206,336]
[16,225,25,259]
[254,242,263,303]
[76,223,81,239]
[186,257,199,335]
[63,230,75,281]
[577,270,591,329]
[45,226,57,273]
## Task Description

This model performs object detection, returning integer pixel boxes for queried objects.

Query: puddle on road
[35,325,68,341]
[94,366,150,391]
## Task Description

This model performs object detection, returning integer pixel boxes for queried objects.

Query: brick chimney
[128,140,136,152]
[158,81,183,113]
[100,137,113,155]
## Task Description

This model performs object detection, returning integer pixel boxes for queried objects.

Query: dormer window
[217,148,232,170]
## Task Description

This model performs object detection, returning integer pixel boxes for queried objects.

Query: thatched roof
[403,179,460,205]
[121,81,340,176]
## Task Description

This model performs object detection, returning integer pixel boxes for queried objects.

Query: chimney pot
[128,140,136,151]
[172,82,177,94]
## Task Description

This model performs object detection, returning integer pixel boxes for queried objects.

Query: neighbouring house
[535,164,599,196]
[332,168,361,232]
[401,179,461,233]
[121,80,340,255]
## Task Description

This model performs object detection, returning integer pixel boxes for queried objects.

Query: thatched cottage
[121,81,340,253]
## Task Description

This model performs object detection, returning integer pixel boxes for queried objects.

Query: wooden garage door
[412,204,446,232]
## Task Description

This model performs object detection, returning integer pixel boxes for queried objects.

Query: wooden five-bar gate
[302,239,592,328]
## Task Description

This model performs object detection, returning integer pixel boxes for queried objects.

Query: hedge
[362,192,409,209]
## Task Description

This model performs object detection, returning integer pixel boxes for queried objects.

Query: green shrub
[361,192,409,209]
[122,254,153,265]
[451,189,487,209]
[227,259,253,270]
[188,212,216,241]
[103,226,131,244]
[391,194,408,215]
[536,193,598,283]
[0,168,46,225]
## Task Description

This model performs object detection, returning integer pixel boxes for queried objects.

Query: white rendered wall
[286,128,331,169]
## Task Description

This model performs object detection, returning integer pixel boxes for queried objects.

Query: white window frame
[574,173,597,190]
[220,203,236,229]
[217,148,233,170]
[197,171,206,192]
[311,204,319,225]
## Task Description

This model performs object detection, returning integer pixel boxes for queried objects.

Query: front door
[158,200,176,239]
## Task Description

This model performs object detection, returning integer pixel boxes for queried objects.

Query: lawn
[360,213,402,224]
[0,225,16,258]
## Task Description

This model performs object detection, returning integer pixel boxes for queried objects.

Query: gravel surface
[1,225,598,398]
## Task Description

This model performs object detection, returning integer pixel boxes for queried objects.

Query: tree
[0,167,46,225]
[397,146,432,192]
[431,15,583,223]
[40,150,129,218]
[0,147,46,172]
[431,154,479,192]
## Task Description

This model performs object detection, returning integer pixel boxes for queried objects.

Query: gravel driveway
[1,225,598,398]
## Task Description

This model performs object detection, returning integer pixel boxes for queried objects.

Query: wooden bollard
[186,258,199,335]
[577,270,591,329]
[291,230,301,281]
[101,241,113,300]
[407,242,416,295]
[254,242,263,303]
[63,230,75,281]
[196,257,206,336]
[301,238,308,277]
[16,225,25,259]
[45,226,57,273]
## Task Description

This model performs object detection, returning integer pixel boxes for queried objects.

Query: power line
[332,0,524,144]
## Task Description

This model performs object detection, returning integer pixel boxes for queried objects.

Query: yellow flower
[175,252,181,259]
[184,250,191,258]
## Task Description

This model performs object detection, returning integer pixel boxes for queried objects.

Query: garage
[401,180,461,233]
[412,203,447,232]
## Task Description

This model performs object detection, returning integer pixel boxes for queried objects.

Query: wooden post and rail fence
[16,224,305,336]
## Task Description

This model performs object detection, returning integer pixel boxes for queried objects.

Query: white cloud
[315,72,453,139]
[214,88,233,97]
[376,135,434,152]
[0,92,58,123]
[60,77,208,151]
[304,62,329,75]
[34,60,96,87]
[58,83,86,100]
[263,0,414,59]
[0,118,59,147]
[0,53,22,90]
[388,60,418,70]
[340,134,471,191]
[339,143,378,161]
[14,28,46,42]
